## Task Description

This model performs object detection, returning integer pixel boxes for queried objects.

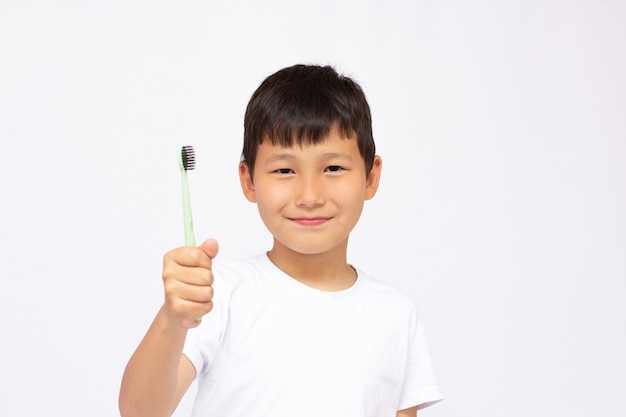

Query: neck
[267,240,356,292]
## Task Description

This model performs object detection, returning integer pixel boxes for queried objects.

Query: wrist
[157,305,192,337]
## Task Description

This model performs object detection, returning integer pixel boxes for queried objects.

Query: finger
[168,299,214,327]
[168,281,214,304]
[199,238,219,259]
[178,265,214,286]
[163,264,213,291]
[164,246,213,269]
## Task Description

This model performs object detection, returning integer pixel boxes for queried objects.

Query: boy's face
[239,126,382,257]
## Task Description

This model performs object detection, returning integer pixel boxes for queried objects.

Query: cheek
[254,185,288,217]
[334,180,366,203]
[333,186,366,220]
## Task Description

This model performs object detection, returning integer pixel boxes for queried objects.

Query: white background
[1,1,624,416]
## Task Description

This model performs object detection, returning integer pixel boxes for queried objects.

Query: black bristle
[181,146,196,170]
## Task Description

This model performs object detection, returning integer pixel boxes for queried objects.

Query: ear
[239,161,257,203]
[365,155,382,200]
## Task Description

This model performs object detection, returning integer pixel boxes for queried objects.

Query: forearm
[119,305,189,417]
[397,406,418,417]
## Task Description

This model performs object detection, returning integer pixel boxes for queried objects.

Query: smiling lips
[288,217,331,227]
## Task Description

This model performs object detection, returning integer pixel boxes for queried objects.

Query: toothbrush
[179,146,204,322]
[179,146,196,246]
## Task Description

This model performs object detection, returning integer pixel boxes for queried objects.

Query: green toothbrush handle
[181,169,196,246]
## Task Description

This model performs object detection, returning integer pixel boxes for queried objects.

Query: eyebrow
[322,152,354,161]
[265,152,354,164]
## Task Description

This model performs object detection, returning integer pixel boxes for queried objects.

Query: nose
[294,175,326,207]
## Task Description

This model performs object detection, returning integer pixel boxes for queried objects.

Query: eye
[325,165,343,173]
[274,168,293,174]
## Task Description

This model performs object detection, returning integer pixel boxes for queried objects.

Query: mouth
[288,217,331,227]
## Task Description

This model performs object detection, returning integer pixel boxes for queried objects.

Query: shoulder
[211,256,259,287]
[212,254,260,277]
[357,270,415,302]
[356,270,420,317]
[210,253,275,294]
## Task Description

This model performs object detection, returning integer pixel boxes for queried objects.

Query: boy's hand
[162,239,219,329]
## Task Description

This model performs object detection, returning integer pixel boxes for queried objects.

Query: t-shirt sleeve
[397,310,444,410]
[182,304,224,378]
[182,264,231,378]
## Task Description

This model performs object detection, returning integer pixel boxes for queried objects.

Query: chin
[279,239,347,257]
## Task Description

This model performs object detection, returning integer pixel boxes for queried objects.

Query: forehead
[257,132,361,162]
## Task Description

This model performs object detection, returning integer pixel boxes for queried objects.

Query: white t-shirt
[183,254,443,416]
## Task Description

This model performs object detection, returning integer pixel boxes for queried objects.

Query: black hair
[242,64,375,177]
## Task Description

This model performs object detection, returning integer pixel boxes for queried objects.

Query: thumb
[199,238,219,259]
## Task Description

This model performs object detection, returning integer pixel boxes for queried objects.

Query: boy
[119,64,443,417]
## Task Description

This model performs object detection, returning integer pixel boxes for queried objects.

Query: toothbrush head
[180,146,196,171]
